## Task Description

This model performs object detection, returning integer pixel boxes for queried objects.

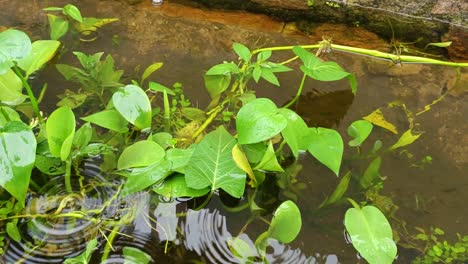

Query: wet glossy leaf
[63,4,83,23]
[0,107,21,126]
[121,159,171,196]
[112,85,152,130]
[185,126,246,198]
[232,144,256,185]
[148,81,175,95]
[253,141,284,172]
[204,74,231,100]
[82,109,128,133]
[46,106,75,160]
[141,62,163,84]
[389,129,421,150]
[0,121,36,206]
[319,171,351,208]
[348,120,373,147]
[363,109,398,134]
[0,69,27,105]
[0,29,32,74]
[279,108,310,157]
[233,43,251,62]
[17,40,60,77]
[123,247,151,264]
[47,14,69,40]
[117,140,165,170]
[268,200,302,243]
[360,157,382,189]
[344,204,397,264]
[153,174,209,198]
[166,147,195,173]
[228,236,256,262]
[64,238,97,264]
[236,98,287,144]
[6,221,21,242]
[307,127,343,176]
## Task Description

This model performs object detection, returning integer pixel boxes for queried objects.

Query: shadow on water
[1,0,467,263]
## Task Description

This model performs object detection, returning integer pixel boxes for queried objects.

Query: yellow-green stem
[284,72,307,108]
[12,66,43,123]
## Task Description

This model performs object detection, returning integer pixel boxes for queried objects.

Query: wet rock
[443,26,468,60]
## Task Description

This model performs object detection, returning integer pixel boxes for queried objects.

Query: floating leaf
[153,174,209,198]
[344,203,397,264]
[360,157,381,189]
[253,141,284,172]
[363,109,398,134]
[389,129,421,150]
[121,159,171,196]
[46,106,75,160]
[307,127,343,176]
[0,121,36,206]
[185,126,246,198]
[112,85,152,130]
[236,98,287,144]
[17,40,61,78]
[82,109,128,133]
[228,236,257,262]
[141,62,163,84]
[233,43,251,62]
[117,140,165,170]
[268,200,302,243]
[278,108,310,157]
[348,120,373,147]
[319,171,351,208]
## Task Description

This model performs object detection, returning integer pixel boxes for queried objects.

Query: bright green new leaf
[0,121,36,207]
[17,40,60,78]
[185,126,246,198]
[117,140,165,170]
[0,107,21,126]
[0,29,32,74]
[204,74,231,100]
[112,85,152,130]
[141,62,163,84]
[153,174,209,198]
[257,50,272,62]
[279,108,310,157]
[268,200,302,243]
[253,141,284,172]
[47,14,69,40]
[360,157,382,189]
[253,65,262,82]
[46,106,75,160]
[121,159,171,196]
[344,204,397,264]
[123,247,151,264]
[389,129,421,150]
[307,127,343,176]
[236,98,287,144]
[240,143,267,164]
[292,46,321,69]
[348,120,373,147]
[63,238,97,264]
[63,4,83,23]
[233,43,251,62]
[35,154,65,175]
[0,69,27,105]
[82,109,128,133]
[148,81,175,95]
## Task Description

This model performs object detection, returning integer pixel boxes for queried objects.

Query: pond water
[1,0,467,263]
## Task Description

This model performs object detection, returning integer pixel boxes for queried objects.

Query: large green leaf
[278,108,310,157]
[344,204,397,264]
[153,174,209,198]
[348,120,373,147]
[236,98,287,144]
[185,126,246,198]
[307,127,343,176]
[0,121,36,206]
[165,147,195,173]
[268,200,302,243]
[0,69,27,105]
[82,109,129,133]
[360,157,382,189]
[121,159,171,196]
[46,106,75,160]
[0,29,32,74]
[117,140,165,170]
[112,85,152,130]
[17,40,60,78]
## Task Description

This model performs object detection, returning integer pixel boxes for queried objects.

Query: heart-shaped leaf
[185,126,246,198]
[307,127,343,176]
[0,121,36,206]
[344,203,397,264]
[46,106,75,160]
[118,140,165,170]
[63,4,83,23]
[279,108,310,157]
[112,85,152,130]
[0,29,32,74]
[236,98,287,144]
[153,174,209,198]
[268,200,302,243]
[17,40,60,78]
[348,120,373,147]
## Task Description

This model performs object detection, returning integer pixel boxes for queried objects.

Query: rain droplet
[152,0,164,6]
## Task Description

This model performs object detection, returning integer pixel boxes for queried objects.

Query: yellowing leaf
[389,129,421,150]
[232,144,256,187]
[363,109,398,134]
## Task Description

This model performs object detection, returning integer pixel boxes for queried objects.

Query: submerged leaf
[363,109,398,134]
[141,62,163,84]
[360,157,382,189]
[389,129,421,150]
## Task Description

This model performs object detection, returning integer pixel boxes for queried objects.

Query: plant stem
[65,160,73,193]
[12,66,43,123]
[192,107,223,139]
[284,72,307,108]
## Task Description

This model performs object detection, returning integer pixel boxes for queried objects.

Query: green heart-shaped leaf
[46,106,75,160]
[118,140,165,170]
[112,85,152,130]
[348,120,373,147]
[307,127,343,176]
[268,200,302,243]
